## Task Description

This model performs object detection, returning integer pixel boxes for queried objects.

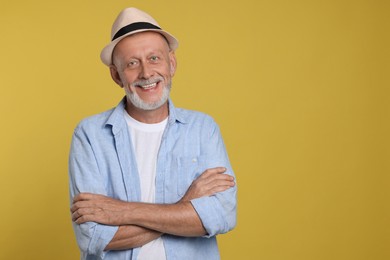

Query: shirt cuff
[89,224,119,258]
[190,196,225,238]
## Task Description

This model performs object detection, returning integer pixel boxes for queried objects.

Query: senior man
[69,7,237,260]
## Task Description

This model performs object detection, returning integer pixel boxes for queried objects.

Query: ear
[109,65,123,87]
[169,51,177,77]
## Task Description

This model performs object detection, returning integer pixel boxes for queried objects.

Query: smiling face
[110,31,177,113]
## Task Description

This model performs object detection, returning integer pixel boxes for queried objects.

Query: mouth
[132,78,163,91]
[139,82,158,90]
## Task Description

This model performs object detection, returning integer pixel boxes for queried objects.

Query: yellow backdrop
[0,0,389,259]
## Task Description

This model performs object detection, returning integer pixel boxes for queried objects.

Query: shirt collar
[106,97,187,135]
[105,97,127,135]
[167,98,187,125]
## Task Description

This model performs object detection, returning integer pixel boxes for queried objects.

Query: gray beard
[126,82,171,111]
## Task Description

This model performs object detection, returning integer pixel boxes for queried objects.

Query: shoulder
[175,107,217,127]
[173,107,221,140]
[74,98,126,133]
[73,107,116,135]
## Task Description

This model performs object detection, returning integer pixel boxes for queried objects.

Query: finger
[197,169,228,184]
[72,207,86,221]
[204,179,235,194]
[70,204,77,214]
[201,178,235,195]
[74,211,110,225]
[201,172,234,187]
[194,184,233,198]
[74,214,92,224]
[210,185,234,194]
[188,175,233,196]
[72,207,96,222]
[70,200,90,213]
[72,193,90,203]
[72,209,81,222]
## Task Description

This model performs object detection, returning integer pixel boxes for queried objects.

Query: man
[69,7,237,260]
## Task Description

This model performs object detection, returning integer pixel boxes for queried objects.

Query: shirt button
[192,158,197,162]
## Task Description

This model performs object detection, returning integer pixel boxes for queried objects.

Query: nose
[139,62,153,79]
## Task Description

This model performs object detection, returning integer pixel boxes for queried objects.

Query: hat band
[112,22,161,41]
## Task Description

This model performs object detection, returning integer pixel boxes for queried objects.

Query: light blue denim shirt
[69,98,237,260]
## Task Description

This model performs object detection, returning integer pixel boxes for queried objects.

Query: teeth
[141,83,157,89]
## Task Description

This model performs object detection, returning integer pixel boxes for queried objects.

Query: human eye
[149,55,160,62]
[127,59,139,68]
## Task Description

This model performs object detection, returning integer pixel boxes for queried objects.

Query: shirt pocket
[176,155,205,197]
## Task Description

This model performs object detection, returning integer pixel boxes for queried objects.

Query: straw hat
[100,7,179,66]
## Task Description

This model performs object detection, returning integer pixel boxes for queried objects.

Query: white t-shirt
[124,111,167,260]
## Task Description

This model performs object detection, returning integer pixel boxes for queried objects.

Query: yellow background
[0,0,389,259]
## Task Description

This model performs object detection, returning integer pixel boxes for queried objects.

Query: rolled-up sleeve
[69,125,118,258]
[190,118,237,237]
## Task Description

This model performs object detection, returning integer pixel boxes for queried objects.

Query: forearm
[105,225,162,251]
[72,168,234,237]
[123,201,206,237]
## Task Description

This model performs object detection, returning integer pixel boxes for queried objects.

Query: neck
[125,100,169,124]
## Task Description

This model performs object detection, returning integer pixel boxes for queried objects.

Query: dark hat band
[112,22,161,41]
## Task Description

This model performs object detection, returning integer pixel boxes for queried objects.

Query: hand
[180,167,235,202]
[71,193,129,225]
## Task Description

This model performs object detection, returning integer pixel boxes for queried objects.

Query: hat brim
[100,29,178,66]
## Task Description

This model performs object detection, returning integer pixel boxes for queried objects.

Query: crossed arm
[71,167,235,251]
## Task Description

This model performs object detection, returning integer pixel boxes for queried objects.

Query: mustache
[131,76,164,87]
